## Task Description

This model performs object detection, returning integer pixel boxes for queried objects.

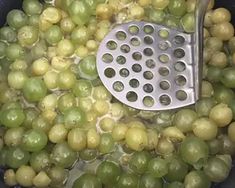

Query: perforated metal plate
[97,21,197,110]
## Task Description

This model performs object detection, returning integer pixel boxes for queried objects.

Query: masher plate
[97,21,196,111]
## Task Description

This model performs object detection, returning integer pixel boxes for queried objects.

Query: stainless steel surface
[97,0,209,111]
[194,0,210,102]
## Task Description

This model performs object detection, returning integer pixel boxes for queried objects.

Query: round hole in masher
[132,52,142,61]
[129,79,140,88]
[116,55,126,64]
[158,29,169,39]
[143,84,153,93]
[104,68,116,78]
[174,48,185,58]
[159,94,171,106]
[143,71,153,80]
[143,24,154,34]
[116,31,127,40]
[146,59,156,69]
[130,37,140,46]
[106,40,117,50]
[158,67,170,76]
[175,75,187,86]
[102,53,113,63]
[159,54,170,63]
[128,25,139,35]
[159,81,170,90]
[143,96,154,107]
[132,64,142,73]
[126,91,138,102]
[143,48,154,56]
[120,44,130,53]
[174,61,186,72]
[144,36,154,45]
[119,68,130,77]
[113,81,124,92]
[176,90,188,101]
[173,35,185,45]
[158,41,170,51]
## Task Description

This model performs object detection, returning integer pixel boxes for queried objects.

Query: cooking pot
[0,0,235,187]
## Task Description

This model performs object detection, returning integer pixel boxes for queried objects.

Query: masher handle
[194,0,210,100]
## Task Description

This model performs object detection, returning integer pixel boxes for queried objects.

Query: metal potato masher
[96,0,210,110]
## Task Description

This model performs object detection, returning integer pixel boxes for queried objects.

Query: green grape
[168,0,187,17]
[23,77,47,102]
[147,157,168,178]
[68,0,91,26]
[180,137,209,165]
[21,129,48,152]
[0,27,17,43]
[23,0,43,15]
[50,142,77,168]
[29,150,50,172]
[129,151,151,174]
[6,147,30,169]
[7,10,28,29]
[18,25,39,47]
[64,107,86,129]
[72,79,92,97]
[1,108,25,128]
[6,43,25,61]
[72,173,102,188]
[77,55,98,80]
[45,25,63,45]
[96,161,121,185]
